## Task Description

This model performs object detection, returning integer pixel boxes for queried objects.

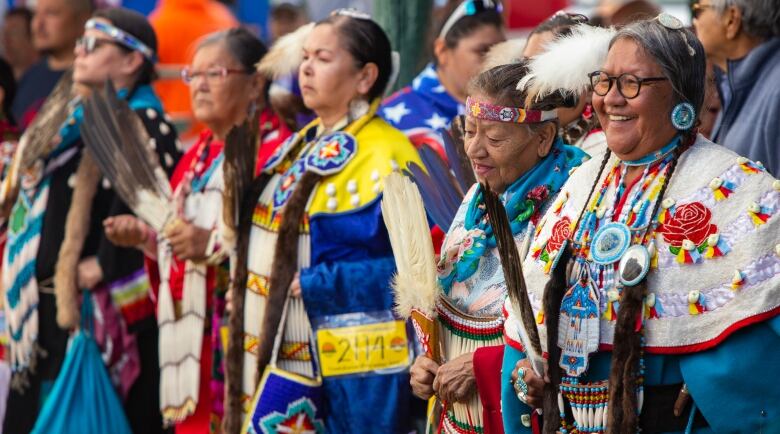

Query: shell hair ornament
[656,13,696,56]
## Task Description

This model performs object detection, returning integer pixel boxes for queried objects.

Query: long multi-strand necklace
[557,137,679,434]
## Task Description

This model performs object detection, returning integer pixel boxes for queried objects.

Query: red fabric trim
[598,305,780,354]
[503,330,525,352]
[473,345,505,434]
[431,225,445,256]
[255,107,292,174]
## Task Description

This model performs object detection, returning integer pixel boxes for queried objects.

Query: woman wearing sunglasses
[381,0,505,159]
[3,8,179,434]
[103,27,290,433]
[508,15,780,433]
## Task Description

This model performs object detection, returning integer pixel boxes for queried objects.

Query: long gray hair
[611,19,706,120]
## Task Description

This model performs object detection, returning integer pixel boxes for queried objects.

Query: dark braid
[572,149,613,235]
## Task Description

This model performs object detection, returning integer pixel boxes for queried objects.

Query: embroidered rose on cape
[547,216,572,253]
[659,202,718,248]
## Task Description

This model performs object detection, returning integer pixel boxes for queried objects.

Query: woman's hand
[433,352,476,403]
[167,222,211,261]
[511,358,548,408]
[289,272,301,297]
[410,355,439,400]
[77,256,103,289]
[104,214,149,248]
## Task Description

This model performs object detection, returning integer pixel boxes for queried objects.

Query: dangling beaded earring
[671,102,695,131]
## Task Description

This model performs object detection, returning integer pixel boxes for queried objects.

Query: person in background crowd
[10,0,91,129]
[382,0,505,159]
[693,0,780,176]
[149,0,239,144]
[105,27,290,433]
[698,60,722,139]
[3,7,180,434]
[523,11,608,156]
[2,8,39,80]
[269,1,308,42]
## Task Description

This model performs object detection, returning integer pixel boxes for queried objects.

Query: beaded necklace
[557,140,678,434]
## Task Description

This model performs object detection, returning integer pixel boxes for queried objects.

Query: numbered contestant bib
[314,311,411,377]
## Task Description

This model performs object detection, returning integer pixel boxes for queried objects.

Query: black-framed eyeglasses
[691,2,716,19]
[181,66,251,85]
[589,71,668,99]
[76,36,121,55]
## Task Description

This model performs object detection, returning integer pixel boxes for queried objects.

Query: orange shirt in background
[150,0,239,142]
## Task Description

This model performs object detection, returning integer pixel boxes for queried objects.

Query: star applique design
[259,398,325,434]
[383,102,412,124]
[424,112,450,130]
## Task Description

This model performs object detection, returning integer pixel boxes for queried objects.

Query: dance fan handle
[410,309,441,364]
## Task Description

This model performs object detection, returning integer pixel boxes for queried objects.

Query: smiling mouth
[472,163,494,176]
[608,114,636,121]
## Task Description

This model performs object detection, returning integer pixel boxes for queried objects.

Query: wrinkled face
[32,0,85,54]
[188,41,258,132]
[692,2,728,61]
[299,23,369,118]
[73,21,135,86]
[2,15,35,65]
[438,24,505,101]
[464,93,545,193]
[592,38,677,161]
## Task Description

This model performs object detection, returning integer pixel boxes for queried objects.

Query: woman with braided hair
[508,14,780,433]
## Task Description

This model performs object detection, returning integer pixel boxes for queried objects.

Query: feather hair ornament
[381,173,441,361]
[0,70,74,216]
[482,39,526,71]
[256,22,315,79]
[221,120,258,251]
[482,183,545,374]
[80,81,176,234]
[406,145,462,231]
[517,24,616,104]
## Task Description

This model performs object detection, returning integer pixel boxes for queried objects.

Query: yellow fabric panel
[308,117,422,216]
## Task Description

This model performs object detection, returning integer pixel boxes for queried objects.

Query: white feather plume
[517,24,616,102]
[381,173,440,318]
[482,39,526,71]
[256,22,315,79]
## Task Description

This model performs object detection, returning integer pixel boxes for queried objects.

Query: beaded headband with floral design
[466,96,558,124]
[86,19,156,61]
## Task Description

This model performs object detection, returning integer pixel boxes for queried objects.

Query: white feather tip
[521,24,617,101]
[256,22,315,79]
[482,39,526,71]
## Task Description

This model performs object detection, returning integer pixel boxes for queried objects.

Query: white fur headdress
[256,22,315,79]
[517,24,616,102]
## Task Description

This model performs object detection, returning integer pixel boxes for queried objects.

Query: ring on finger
[513,367,529,399]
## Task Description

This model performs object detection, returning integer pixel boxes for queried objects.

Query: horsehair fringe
[53,150,101,329]
[255,171,321,380]
[223,172,272,434]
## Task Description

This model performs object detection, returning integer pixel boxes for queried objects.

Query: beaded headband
[466,96,557,124]
[85,19,155,61]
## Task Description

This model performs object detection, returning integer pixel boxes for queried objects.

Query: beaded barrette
[466,96,557,124]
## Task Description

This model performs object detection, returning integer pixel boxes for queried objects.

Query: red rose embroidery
[546,216,572,252]
[659,202,718,247]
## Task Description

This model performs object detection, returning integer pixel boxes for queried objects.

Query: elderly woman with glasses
[104,27,291,432]
[508,15,780,433]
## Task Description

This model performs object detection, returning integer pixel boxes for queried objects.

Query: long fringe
[542,247,571,434]
[53,151,101,329]
[255,172,321,380]
[223,173,272,434]
[606,278,646,433]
